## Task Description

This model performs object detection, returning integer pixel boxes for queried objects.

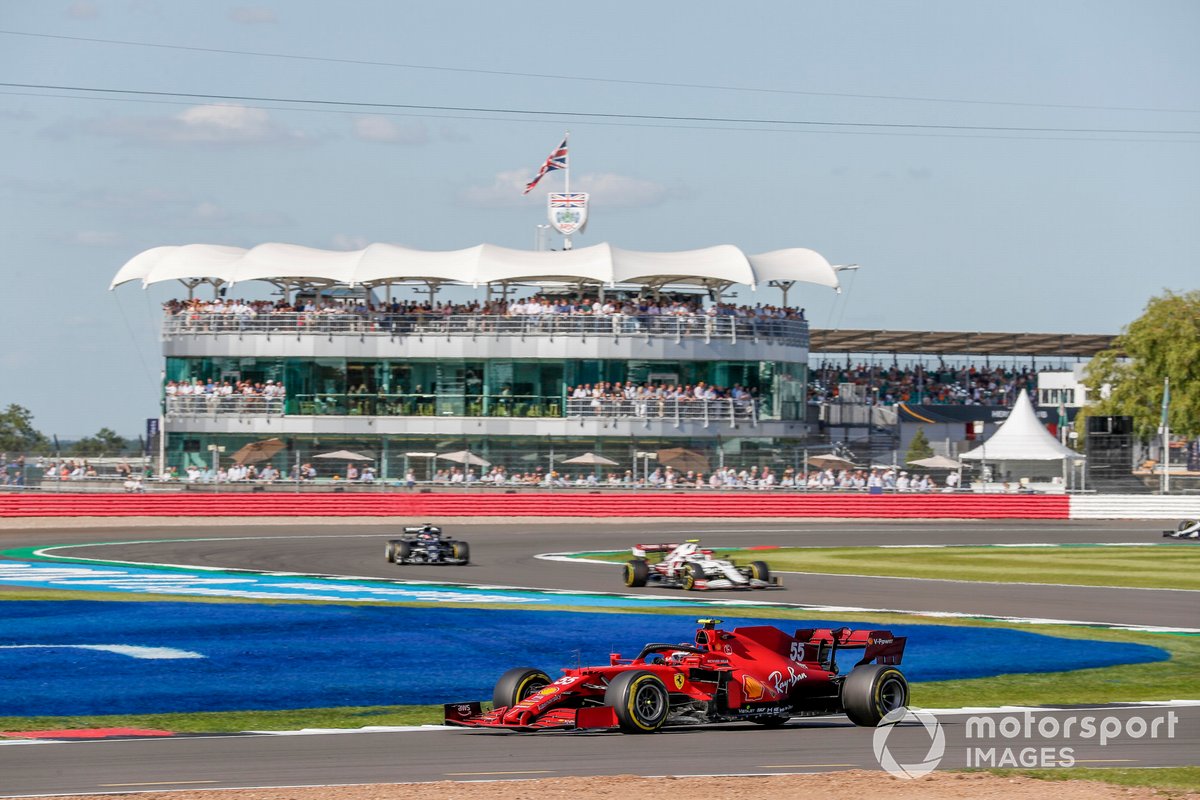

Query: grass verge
[583,545,1200,590]
[975,767,1200,796]
[0,705,441,734]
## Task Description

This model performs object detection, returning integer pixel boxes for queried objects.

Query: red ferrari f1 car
[445,618,908,733]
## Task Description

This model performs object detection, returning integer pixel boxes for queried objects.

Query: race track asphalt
[9,518,1196,628]
[1,517,1197,795]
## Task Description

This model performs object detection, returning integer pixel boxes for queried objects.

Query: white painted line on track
[772,570,1200,593]
[4,702,1197,749]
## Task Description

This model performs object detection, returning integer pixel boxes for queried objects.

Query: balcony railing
[162,312,809,347]
[563,397,758,426]
[166,396,285,417]
[165,392,762,427]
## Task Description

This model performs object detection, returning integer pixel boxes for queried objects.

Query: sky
[1,0,1197,437]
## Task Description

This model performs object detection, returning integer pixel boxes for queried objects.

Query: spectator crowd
[809,361,1038,407]
[165,379,286,399]
[164,295,806,325]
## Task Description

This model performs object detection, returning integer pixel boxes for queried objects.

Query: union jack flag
[523,137,568,194]
[549,193,587,207]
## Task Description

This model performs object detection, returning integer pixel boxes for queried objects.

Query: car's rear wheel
[841,664,909,727]
[682,562,704,590]
[624,559,649,587]
[492,667,551,710]
[748,560,771,582]
[605,670,669,733]
[1179,519,1198,532]
[385,541,399,562]
[451,541,470,564]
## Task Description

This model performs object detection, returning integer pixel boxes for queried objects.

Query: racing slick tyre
[840,664,909,727]
[451,541,470,564]
[624,559,650,587]
[748,560,771,582]
[605,670,670,733]
[392,540,412,564]
[682,562,704,591]
[1180,520,1198,533]
[492,667,551,710]
[385,541,400,563]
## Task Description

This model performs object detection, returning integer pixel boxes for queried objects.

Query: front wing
[650,573,783,591]
[444,702,619,731]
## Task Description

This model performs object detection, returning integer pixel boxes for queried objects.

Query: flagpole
[1161,377,1170,494]
[562,131,572,250]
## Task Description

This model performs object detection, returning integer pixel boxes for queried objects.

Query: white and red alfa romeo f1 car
[622,540,782,591]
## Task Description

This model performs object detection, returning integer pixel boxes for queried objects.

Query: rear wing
[632,542,681,557]
[632,538,704,558]
[404,525,443,534]
[794,627,907,667]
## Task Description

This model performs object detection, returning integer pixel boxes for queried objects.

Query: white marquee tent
[109,242,842,294]
[960,389,1084,481]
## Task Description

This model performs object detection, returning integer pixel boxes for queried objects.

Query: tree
[0,404,49,454]
[905,426,934,463]
[69,428,129,458]
[1080,290,1200,439]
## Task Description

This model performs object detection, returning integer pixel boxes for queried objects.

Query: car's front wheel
[841,664,909,727]
[682,562,704,590]
[451,541,470,564]
[605,670,669,733]
[748,560,771,582]
[492,667,551,710]
[624,559,649,587]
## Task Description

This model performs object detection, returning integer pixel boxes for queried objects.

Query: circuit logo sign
[872,707,946,779]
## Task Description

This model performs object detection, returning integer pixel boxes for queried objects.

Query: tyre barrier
[0,492,1070,519]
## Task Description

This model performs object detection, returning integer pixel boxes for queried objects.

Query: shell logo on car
[742,674,767,701]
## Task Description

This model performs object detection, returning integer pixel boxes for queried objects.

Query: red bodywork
[445,621,906,731]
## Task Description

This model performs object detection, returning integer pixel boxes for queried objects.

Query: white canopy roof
[960,390,1084,461]
[109,242,841,292]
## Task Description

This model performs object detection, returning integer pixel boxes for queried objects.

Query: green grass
[976,767,1200,796]
[0,705,441,734]
[585,545,1200,590]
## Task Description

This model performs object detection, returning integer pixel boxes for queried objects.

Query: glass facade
[165,431,818,482]
[166,356,809,421]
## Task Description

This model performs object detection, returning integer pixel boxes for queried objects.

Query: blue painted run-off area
[0,558,694,608]
[0,601,1169,717]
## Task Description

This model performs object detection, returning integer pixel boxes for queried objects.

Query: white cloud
[182,201,290,228]
[458,170,667,210]
[65,1,98,19]
[331,233,370,250]
[65,230,125,247]
[351,117,429,145]
[230,6,277,23]
[580,173,668,209]
[457,170,532,209]
[79,104,310,146]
